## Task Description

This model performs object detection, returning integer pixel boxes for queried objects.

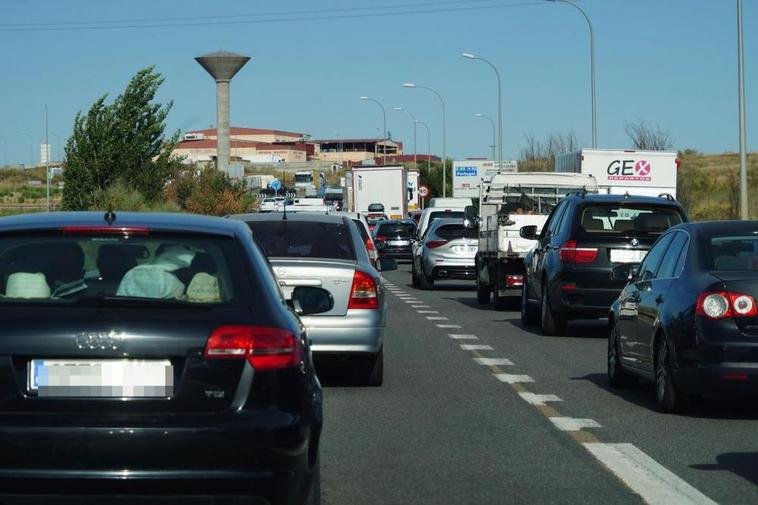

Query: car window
[637,233,675,282]
[0,234,242,305]
[709,235,758,271]
[375,223,415,237]
[553,203,573,236]
[352,219,370,243]
[433,224,477,241]
[673,236,689,277]
[247,220,356,260]
[657,232,688,279]
[579,205,683,234]
[544,201,568,238]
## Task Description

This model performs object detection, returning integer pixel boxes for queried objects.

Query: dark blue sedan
[608,221,758,413]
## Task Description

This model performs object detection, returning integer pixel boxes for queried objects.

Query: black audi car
[609,221,758,413]
[521,193,687,335]
[372,219,416,260]
[0,211,327,503]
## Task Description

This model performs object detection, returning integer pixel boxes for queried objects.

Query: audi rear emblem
[75,332,124,350]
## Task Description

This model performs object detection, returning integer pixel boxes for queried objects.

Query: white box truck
[554,149,678,198]
[351,165,408,219]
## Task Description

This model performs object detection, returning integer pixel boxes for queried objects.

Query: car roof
[570,194,682,206]
[0,211,247,237]
[230,212,347,225]
[673,220,758,236]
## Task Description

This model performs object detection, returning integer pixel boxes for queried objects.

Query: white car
[259,197,286,212]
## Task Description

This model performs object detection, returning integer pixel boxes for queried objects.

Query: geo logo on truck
[607,159,652,182]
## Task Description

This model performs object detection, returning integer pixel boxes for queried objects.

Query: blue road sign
[269,179,282,191]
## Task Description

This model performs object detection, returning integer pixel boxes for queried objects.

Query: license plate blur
[388,240,408,246]
[29,359,174,398]
[610,249,647,264]
[452,246,475,254]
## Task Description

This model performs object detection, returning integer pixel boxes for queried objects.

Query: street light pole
[475,113,497,161]
[403,83,447,196]
[360,96,387,164]
[45,104,50,211]
[737,0,749,220]
[394,107,417,167]
[462,53,503,169]
[547,0,596,148]
[415,120,432,166]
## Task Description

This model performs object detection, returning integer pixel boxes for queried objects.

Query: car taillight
[505,275,523,287]
[348,270,379,309]
[696,291,758,320]
[204,326,301,370]
[559,240,598,264]
[374,235,387,243]
[364,237,375,252]
[62,226,150,236]
[426,240,448,249]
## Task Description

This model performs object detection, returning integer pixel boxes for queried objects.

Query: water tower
[195,50,250,173]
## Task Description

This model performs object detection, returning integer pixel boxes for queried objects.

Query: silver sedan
[231,212,396,386]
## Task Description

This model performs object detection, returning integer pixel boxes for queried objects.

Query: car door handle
[655,294,664,304]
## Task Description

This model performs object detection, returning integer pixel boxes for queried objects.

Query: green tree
[62,66,181,210]
[166,166,254,216]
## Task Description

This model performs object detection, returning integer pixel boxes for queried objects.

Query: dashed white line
[411,305,430,308]
[549,417,601,432]
[437,324,461,328]
[474,357,513,366]
[416,310,439,314]
[518,392,562,406]
[426,316,448,320]
[583,443,717,505]
[404,300,422,303]
[494,374,534,384]
[448,334,478,340]
[460,344,493,351]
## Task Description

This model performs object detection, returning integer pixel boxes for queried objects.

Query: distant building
[312,139,403,165]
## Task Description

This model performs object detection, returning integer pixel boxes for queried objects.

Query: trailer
[350,165,408,219]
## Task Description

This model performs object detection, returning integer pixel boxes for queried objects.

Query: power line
[0,1,546,33]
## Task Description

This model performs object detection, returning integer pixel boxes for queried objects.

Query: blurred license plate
[389,240,407,246]
[453,246,475,254]
[29,359,173,398]
[610,249,646,264]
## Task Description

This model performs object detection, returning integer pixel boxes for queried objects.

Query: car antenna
[282,195,288,221]
[104,205,116,225]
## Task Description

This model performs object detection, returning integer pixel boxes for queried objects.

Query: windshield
[247,221,356,260]
[429,211,465,225]
[375,222,415,237]
[710,235,758,271]
[579,205,683,234]
[365,215,387,225]
[434,224,477,241]
[294,174,312,183]
[0,233,242,305]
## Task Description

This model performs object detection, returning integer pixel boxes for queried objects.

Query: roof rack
[658,193,676,201]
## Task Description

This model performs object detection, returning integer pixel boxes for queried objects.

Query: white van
[428,197,473,209]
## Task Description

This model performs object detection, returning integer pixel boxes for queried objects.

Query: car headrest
[5,272,51,299]
[186,273,221,303]
[613,220,635,232]
[583,217,605,231]
[714,255,749,271]
[637,213,671,231]
[117,265,185,299]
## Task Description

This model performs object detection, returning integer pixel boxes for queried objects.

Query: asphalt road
[319,264,758,505]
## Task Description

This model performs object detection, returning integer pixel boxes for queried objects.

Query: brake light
[506,275,523,288]
[559,240,598,264]
[374,235,387,243]
[62,226,150,235]
[696,291,758,320]
[426,240,448,249]
[204,326,301,370]
[348,270,379,309]
[364,237,375,252]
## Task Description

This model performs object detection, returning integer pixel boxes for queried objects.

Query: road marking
[583,443,717,505]
[404,300,422,303]
[494,374,534,384]
[448,334,478,340]
[460,344,493,351]
[518,392,562,406]
[411,305,429,308]
[437,324,461,328]
[416,310,439,314]
[426,316,448,320]
[549,417,601,432]
[474,357,513,366]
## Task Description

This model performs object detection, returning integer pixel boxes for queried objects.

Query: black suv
[521,193,688,335]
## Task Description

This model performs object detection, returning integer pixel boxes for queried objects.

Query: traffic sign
[418,185,430,198]
[269,179,282,191]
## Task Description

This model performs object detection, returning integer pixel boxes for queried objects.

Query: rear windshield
[434,224,478,241]
[375,222,415,237]
[580,205,683,234]
[365,215,386,225]
[710,235,758,271]
[248,221,356,260]
[352,219,370,243]
[0,233,243,305]
[429,211,465,225]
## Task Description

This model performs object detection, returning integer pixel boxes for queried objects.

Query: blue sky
[1,0,755,165]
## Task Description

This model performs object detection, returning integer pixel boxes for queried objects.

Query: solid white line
[518,392,562,406]
[583,443,717,505]
[426,316,448,320]
[494,374,534,384]
[437,324,461,328]
[549,417,601,431]
[448,334,478,340]
[474,357,513,366]
[460,344,493,351]
[416,310,439,314]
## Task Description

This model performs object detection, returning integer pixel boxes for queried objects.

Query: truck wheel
[476,279,490,304]
[540,285,567,336]
[521,279,540,326]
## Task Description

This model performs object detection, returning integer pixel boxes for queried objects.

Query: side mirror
[519,225,538,240]
[610,264,638,282]
[463,205,479,229]
[378,257,398,272]
[291,286,334,316]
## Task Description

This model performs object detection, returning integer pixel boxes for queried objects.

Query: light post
[45,104,50,211]
[546,0,596,148]
[360,96,387,164]
[737,0,749,219]
[394,107,417,167]
[415,120,431,165]
[475,113,497,161]
[403,82,447,196]
[18,132,33,167]
[462,52,503,169]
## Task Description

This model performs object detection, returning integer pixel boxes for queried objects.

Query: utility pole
[45,105,50,211]
[737,0,749,219]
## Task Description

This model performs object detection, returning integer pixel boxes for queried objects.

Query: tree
[624,120,673,151]
[519,131,578,172]
[62,67,181,210]
[165,166,254,216]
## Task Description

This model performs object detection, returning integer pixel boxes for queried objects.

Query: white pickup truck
[473,172,598,309]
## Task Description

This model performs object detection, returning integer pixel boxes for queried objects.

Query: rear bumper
[674,362,758,395]
[431,265,476,280]
[378,246,413,259]
[552,271,625,318]
[0,408,319,502]
[301,309,385,354]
